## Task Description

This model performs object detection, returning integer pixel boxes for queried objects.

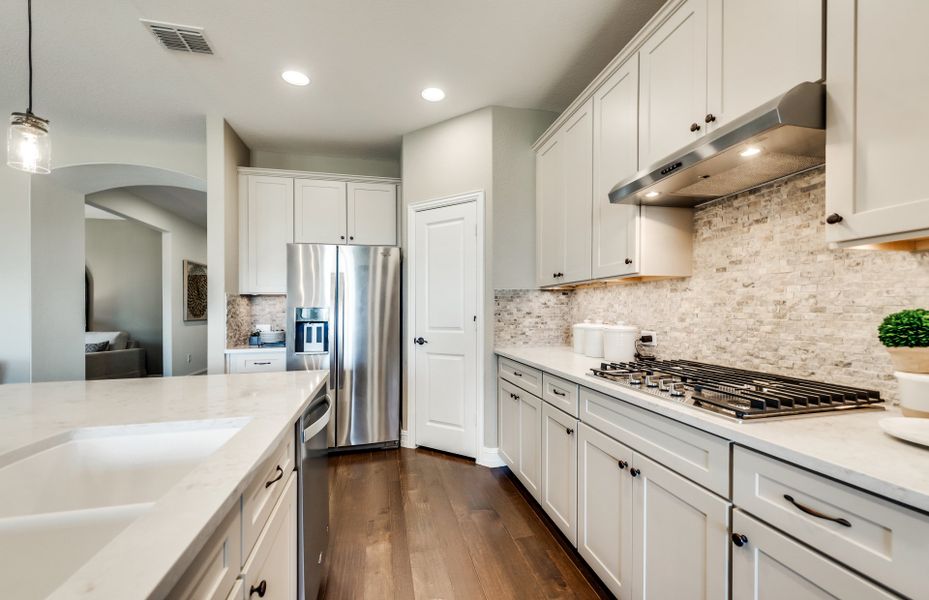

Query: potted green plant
[879,308,929,373]
[879,308,929,418]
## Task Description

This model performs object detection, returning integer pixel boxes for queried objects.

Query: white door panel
[413,201,478,458]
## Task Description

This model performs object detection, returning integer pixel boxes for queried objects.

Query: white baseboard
[477,446,506,468]
[400,429,416,449]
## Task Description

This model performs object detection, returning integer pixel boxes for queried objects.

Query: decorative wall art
[183,260,207,322]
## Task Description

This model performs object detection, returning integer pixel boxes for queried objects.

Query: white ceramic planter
[895,371,929,418]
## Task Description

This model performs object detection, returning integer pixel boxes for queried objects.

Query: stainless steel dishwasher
[297,386,331,600]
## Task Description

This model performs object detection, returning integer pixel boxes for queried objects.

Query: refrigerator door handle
[338,271,346,390]
[329,272,338,391]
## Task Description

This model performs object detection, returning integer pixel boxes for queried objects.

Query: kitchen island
[0,371,327,600]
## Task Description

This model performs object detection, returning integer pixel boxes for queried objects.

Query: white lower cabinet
[242,472,298,600]
[632,453,730,600]
[226,579,244,600]
[731,510,900,599]
[497,379,519,470]
[172,504,243,600]
[517,391,542,502]
[577,423,634,599]
[498,377,542,502]
[541,403,578,545]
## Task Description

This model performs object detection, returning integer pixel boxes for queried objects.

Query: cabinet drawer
[242,472,298,600]
[732,510,900,600]
[733,446,929,600]
[542,373,579,417]
[171,504,242,600]
[242,432,296,562]
[498,357,543,397]
[579,387,730,497]
[228,353,285,374]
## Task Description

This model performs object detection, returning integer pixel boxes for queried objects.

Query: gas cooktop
[589,359,883,421]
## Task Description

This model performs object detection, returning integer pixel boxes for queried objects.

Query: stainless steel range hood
[610,82,825,208]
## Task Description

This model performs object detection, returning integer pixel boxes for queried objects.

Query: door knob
[826,213,844,225]
[690,122,701,132]
[414,337,428,345]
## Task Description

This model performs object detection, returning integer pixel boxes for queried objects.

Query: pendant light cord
[27,0,33,114]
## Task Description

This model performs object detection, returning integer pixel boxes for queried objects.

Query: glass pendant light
[7,0,51,174]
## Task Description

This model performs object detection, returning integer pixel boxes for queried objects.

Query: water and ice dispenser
[294,307,330,354]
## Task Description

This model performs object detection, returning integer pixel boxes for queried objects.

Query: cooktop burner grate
[589,359,882,420]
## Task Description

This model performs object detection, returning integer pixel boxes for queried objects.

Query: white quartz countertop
[0,371,327,599]
[496,346,929,515]
[224,346,286,354]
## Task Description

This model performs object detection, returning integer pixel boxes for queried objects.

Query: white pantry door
[413,200,478,458]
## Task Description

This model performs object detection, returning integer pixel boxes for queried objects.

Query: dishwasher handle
[302,398,332,443]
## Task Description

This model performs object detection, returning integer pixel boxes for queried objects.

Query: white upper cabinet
[240,175,294,294]
[561,101,594,284]
[347,182,397,246]
[592,57,640,279]
[638,0,708,168]
[535,101,593,287]
[294,180,347,245]
[536,134,566,287]
[709,0,823,130]
[826,0,929,246]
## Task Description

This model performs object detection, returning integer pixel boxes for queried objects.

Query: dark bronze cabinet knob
[617,460,628,470]
[826,213,844,225]
[690,122,701,132]
[624,258,633,265]
[705,113,716,123]
[565,427,574,435]
[250,580,267,598]
[630,468,640,477]
[731,533,748,547]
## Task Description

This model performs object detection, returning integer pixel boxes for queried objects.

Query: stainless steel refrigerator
[286,243,401,448]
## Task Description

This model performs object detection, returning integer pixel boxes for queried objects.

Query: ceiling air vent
[141,19,213,55]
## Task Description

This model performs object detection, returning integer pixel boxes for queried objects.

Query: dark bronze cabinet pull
[731,533,748,547]
[250,580,267,598]
[512,371,523,377]
[783,494,852,527]
[552,388,566,397]
[265,465,284,488]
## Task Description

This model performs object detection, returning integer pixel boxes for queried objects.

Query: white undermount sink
[0,419,247,599]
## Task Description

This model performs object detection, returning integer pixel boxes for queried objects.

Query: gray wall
[30,176,86,382]
[251,149,400,178]
[86,218,164,375]
[0,167,31,383]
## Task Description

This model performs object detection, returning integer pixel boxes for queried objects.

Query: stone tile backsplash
[494,168,929,401]
[226,295,287,347]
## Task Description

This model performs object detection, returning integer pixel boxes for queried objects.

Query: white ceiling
[0,0,664,159]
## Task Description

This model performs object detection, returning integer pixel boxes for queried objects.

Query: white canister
[572,323,587,354]
[583,323,604,358]
[603,324,639,363]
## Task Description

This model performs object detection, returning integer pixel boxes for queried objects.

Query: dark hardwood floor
[320,447,612,600]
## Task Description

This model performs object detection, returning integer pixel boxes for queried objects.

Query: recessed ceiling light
[644,191,661,199]
[421,87,446,102]
[281,70,310,86]
[740,146,761,158]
